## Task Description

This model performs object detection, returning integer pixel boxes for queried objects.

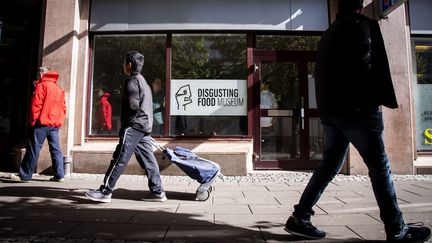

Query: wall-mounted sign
[170,79,247,116]
[380,0,407,18]
[424,128,432,145]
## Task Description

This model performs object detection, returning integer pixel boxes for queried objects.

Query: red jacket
[30,71,67,127]
[97,92,112,130]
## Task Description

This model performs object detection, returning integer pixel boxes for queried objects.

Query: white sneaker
[85,189,112,203]
[9,174,29,183]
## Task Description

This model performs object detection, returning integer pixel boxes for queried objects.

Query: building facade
[0,0,431,176]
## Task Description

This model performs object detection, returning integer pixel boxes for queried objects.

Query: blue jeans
[100,127,164,195]
[293,108,404,234]
[19,126,64,180]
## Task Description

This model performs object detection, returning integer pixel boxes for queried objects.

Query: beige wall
[37,0,90,174]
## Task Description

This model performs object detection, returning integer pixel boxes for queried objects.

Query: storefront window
[90,35,166,136]
[412,38,432,151]
[170,34,247,136]
[256,35,320,51]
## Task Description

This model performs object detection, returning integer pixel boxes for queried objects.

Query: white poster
[170,79,247,116]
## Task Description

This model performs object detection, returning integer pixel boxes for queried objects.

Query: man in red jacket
[10,66,67,182]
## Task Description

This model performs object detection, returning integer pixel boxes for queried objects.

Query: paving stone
[67,223,167,241]
[249,205,326,215]
[129,211,214,226]
[177,204,251,215]
[0,220,79,237]
[45,208,136,223]
[164,225,265,242]
[348,225,386,241]
[215,214,287,228]
[1,172,431,242]
[313,213,382,226]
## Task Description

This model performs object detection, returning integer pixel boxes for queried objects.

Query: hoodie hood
[125,51,144,75]
[40,71,60,83]
[101,92,111,100]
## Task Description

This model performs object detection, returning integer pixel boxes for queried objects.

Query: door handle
[300,97,305,130]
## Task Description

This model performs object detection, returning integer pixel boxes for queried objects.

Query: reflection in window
[90,35,166,136]
[256,35,320,51]
[170,34,247,136]
[412,38,432,151]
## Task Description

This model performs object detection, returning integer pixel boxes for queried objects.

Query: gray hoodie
[121,51,153,134]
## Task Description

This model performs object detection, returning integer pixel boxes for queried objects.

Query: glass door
[253,50,323,170]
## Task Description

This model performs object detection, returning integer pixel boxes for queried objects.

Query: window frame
[86,31,322,140]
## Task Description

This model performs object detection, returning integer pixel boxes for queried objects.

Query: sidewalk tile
[318,204,380,214]
[45,208,135,223]
[177,204,251,214]
[165,225,265,242]
[129,211,214,226]
[67,222,167,241]
[0,220,78,237]
[215,214,287,228]
[214,196,280,205]
[249,205,326,215]
[348,225,386,241]
[313,213,382,226]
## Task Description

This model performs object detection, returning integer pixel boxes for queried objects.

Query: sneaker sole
[142,197,167,202]
[85,192,111,203]
[49,179,65,182]
[3,178,30,183]
[284,227,325,240]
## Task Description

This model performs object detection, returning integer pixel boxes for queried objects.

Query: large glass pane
[261,117,299,160]
[90,35,166,136]
[256,35,320,51]
[260,62,300,160]
[170,34,247,136]
[262,62,299,110]
[309,117,324,160]
[308,62,318,109]
[412,38,432,151]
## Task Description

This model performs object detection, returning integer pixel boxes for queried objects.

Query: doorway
[0,0,43,170]
[253,50,324,170]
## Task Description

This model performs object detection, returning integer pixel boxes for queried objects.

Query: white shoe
[85,189,112,203]
[9,174,29,183]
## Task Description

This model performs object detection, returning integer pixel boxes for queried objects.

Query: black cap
[338,0,364,11]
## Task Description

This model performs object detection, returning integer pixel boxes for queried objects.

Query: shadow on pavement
[0,182,378,242]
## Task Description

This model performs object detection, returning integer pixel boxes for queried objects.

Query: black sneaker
[49,176,65,182]
[387,223,431,242]
[284,215,326,239]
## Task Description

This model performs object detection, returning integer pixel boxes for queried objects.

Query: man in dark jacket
[284,1,431,242]
[85,51,166,203]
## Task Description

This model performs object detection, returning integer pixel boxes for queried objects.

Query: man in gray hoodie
[85,51,166,203]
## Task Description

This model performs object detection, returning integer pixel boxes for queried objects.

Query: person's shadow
[0,180,379,242]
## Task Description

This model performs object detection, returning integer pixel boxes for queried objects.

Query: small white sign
[170,79,247,116]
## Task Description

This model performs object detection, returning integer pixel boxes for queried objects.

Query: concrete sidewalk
[0,172,431,242]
